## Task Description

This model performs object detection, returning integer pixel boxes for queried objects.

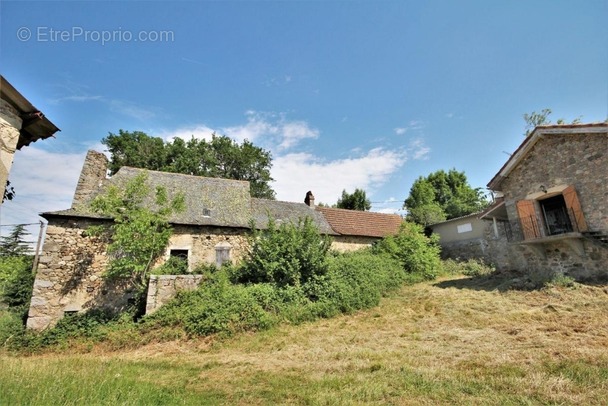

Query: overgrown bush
[374,221,442,280]
[442,258,496,277]
[304,250,407,313]
[0,309,25,347]
[151,256,189,275]
[0,255,34,323]
[237,217,331,287]
[544,273,576,288]
[144,269,277,336]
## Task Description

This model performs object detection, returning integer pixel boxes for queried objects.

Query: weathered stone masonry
[497,131,608,280]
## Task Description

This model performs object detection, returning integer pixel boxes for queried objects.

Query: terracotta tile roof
[315,206,402,237]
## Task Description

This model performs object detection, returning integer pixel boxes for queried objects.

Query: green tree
[0,224,31,256]
[237,217,332,288]
[102,130,276,199]
[404,169,488,224]
[0,225,35,318]
[90,172,185,292]
[374,221,442,280]
[336,188,372,211]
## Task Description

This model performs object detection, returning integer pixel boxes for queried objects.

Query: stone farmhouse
[27,150,402,330]
[0,76,60,191]
[485,123,608,280]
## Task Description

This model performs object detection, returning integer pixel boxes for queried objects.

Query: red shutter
[562,185,588,232]
[516,200,540,240]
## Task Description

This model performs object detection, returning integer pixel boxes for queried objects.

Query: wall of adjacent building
[27,217,382,330]
[0,99,23,190]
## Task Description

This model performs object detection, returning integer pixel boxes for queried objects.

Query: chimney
[72,150,109,209]
[304,191,315,208]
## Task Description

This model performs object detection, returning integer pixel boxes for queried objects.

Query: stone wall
[145,275,203,314]
[26,217,137,331]
[330,235,379,252]
[0,99,22,190]
[166,225,251,268]
[499,132,608,279]
[72,150,108,209]
[27,218,387,329]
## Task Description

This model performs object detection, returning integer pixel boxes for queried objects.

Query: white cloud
[408,138,431,160]
[279,120,319,149]
[160,111,319,151]
[272,147,407,204]
[408,120,425,130]
[160,125,216,142]
[49,95,103,104]
[0,147,86,241]
[108,99,157,121]
[394,127,407,135]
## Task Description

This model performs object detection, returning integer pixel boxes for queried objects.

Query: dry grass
[3,274,608,404]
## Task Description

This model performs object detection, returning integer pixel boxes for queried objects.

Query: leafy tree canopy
[335,188,372,211]
[403,169,488,225]
[102,130,276,199]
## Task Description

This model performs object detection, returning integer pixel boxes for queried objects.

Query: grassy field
[2,273,608,405]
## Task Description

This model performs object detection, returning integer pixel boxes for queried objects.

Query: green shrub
[0,309,25,347]
[544,273,576,288]
[0,256,34,309]
[237,217,331,288]
[151,256,189,275]
[442,258,495,277]
[144,269,277,337]
[374,221,442,280]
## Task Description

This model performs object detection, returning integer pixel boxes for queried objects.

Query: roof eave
[0,76,61,149]
[487,123,608,191]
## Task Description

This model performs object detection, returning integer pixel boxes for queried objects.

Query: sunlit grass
[2,274,608,404]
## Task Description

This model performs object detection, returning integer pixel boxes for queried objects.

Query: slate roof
[252,199,337,235]
[315,206,402,238]
[45,166,336,235]
[45,167,252,228]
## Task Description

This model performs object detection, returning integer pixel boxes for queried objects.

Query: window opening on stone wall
[203,208,211,217]
[539,195,572,236]
[169,249,189,260]
[515,185,588,241]
[215,242,232,267]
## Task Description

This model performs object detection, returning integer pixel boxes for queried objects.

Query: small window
[203,208,211,217]
[170,249,189,260]
[457,223,473,234]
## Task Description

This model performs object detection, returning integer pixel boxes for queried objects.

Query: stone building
[428,199,514,270]
[487,123,608,280]
[27,151,402,330]
[0,76,59,192]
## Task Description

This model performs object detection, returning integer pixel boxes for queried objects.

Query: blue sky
[1,0,607,243]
